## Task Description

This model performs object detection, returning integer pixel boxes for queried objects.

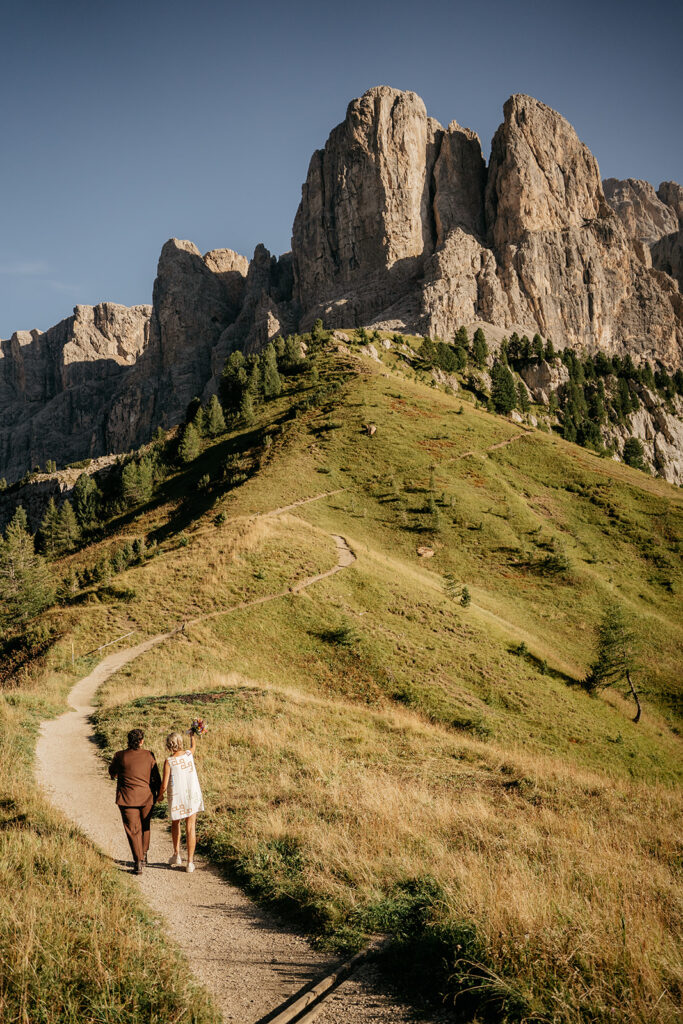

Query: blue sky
[1,0,681,338]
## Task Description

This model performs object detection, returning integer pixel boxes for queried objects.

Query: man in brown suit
[109,728,161,874]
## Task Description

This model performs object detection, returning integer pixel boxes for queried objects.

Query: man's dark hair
[127,728,144,750]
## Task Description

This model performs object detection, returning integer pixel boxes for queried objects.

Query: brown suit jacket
[109,748,161,807]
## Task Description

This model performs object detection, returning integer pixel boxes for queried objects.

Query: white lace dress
[167,750,204,821]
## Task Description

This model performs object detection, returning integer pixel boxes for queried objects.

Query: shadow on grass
[508,644,579,687]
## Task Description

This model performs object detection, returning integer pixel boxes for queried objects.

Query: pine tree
[282,336,305,372]
[261,343,282,399]
[544,338,555,362]
[56,567,79,604]
[311,318,327,343]
[178,422,201,463]
[39,498,62,557]
[186,396,202,423]
[245,354,261,398]
[273,334,285,359]
[121,462,140,506]
[595,352,612,377]
[623,437,645,470]
[471,328,488,369]
[453,345,468,370]
[516,381,530,413]
[491,360,517,414]
[56,501,80,552]
[420,337,437,366]
[0,507,53,624]
[443,572,459,599]
[239,390,255,426]
[220,351,247,410]
[584,602,642,721]
[193,405,207,436]
[73,472,101,528]
[206,394,227,436]
[138,457,154,499]
[435,342,458,372]
[460,586,471,608]
[454,326,469,350]
[532,334,544,361]
[121,457,154,506]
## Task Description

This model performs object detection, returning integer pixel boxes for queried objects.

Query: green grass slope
[3,338,682,1023]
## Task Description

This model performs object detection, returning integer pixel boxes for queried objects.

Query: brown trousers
[119,796,154,863]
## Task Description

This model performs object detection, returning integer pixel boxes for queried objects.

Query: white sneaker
[186,862,195,873]
[168,853,182,867]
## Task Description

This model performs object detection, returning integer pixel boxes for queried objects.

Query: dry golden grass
[0,671,220,1024]
[97,668,683,1022]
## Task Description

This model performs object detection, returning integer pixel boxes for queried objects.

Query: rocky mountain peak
[603,177,683,294]
[603,178,678,245]
[292,85,444,325]
[486,93,607,247]
[657,181,683,222]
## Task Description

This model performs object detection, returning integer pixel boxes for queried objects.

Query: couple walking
[108,727,204,874]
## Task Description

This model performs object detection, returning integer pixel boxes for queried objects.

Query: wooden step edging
[256,940,387,1024]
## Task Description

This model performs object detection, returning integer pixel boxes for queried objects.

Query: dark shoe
[134,861,143,875]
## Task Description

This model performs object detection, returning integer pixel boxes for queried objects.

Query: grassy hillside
[2,335,682,1022]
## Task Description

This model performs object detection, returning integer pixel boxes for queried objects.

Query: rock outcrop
[0,303,150,483]
[292,89,683,371]
[0,241,252,479]
[604,177,683,293]
[213,244,296,368]
[602,178,678,245]
[652,183,683,293]
[102,240,250,453]
[292,88,445,328]
[481,97,683,366]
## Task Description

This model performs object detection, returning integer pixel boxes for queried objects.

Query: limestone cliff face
[0,303,150,483]
[653,182,683,291]
[145,240,248,419]
[481,97,683,366]
[292,87,443,328]
[291,89,683,370]
[486,95,607,245]
[0,240,252,480]
[214,244,296,367]
[604,176,683,296]
[602,178,678,246]
[104,240,250,452]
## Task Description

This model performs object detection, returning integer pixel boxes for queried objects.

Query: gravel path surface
[35,497,445,1023]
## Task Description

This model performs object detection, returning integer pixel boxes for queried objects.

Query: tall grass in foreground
[97,679,683,1024]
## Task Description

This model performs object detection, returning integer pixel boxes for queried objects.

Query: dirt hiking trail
[36,494,440,1023]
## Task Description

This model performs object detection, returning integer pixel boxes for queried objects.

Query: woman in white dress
[157,731,204,872]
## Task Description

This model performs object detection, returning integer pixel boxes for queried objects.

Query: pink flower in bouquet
[189,718,207,737]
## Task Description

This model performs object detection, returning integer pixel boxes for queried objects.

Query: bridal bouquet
[188,718,207,737]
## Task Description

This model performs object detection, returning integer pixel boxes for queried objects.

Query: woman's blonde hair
[165,731,186,754]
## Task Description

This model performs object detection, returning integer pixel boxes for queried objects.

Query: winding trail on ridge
[35,492,430,1023]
